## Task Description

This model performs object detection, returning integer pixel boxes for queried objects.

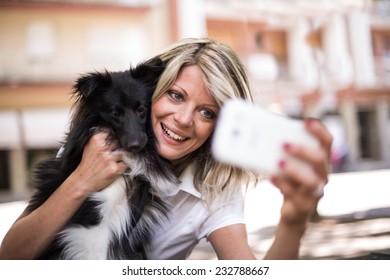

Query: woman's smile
[161,123,190,143]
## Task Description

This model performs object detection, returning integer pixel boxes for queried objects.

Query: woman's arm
[209,224,256,260]
[265,119,333,259]
[0,132,126,259]
[210,119,332,260]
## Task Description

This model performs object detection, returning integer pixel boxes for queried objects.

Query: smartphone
[211,99,319,174]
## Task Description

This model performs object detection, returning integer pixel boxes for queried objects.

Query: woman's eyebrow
[172,83,188,96]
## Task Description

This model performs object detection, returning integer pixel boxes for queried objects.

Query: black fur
[27,58,178,259]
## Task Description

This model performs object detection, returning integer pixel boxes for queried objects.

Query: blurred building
[204,0,390,173]
[0,0,176,197]
[0,0,389,197]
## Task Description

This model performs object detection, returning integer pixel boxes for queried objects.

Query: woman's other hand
[270,119,333,226]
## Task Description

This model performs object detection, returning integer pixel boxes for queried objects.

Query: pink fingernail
[304,118,315,129]
[278,160,286,169]
[283,143,291,151]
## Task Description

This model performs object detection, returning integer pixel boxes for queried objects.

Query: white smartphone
[212,99,319,174]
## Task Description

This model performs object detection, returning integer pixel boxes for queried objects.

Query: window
[86,25,149,69]
[27,149,58,187]
[26,22,56,62]
[0,151,10,192]
[358,110,380,160]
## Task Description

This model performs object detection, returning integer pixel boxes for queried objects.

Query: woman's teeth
[162,125,187,141]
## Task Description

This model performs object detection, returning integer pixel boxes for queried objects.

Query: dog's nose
[128,140,144,153]
[124,135,147,153]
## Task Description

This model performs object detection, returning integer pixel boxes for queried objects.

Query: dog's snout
[128,141,144,153]
[123,134,147,153]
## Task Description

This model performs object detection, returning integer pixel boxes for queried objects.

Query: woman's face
[151,65,219,164]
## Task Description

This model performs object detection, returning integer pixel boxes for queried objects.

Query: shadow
[321,207,390,223]
[243,207,390,260]
[0,193,29,203]
[304,207,390,259]
[189,206,390,260]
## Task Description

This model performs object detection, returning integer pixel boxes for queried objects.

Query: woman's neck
[171,153,197,177]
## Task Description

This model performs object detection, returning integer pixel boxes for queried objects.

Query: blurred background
[0,0,389,259]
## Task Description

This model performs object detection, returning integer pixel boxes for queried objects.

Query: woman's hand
[270,119,333,226]
[72,131,127,195]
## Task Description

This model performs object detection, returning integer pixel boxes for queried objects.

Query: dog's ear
[73,71,112,98]
[130,57,165,85]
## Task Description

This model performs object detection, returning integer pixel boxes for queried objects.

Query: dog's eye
[112,110,121,118]
[137,106,147,116]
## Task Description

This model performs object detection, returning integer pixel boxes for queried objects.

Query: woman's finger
[278,159,325,197]
[283,143,329,182]
[304,119,333,154]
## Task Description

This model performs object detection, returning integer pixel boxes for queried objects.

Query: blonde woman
[0,38,332,260]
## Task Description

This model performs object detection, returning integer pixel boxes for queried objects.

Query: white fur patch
[58,177,130,259]
[122,153,178,197]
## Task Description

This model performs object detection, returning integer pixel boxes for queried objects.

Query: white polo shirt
[144,163,245,260]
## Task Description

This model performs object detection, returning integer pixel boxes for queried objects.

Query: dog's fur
[27,59,179,259]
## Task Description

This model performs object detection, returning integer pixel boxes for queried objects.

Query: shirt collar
[169,163,202,198]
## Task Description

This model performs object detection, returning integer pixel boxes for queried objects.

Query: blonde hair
[151,38,261,206]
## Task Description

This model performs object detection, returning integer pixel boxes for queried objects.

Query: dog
[26,58,179,259]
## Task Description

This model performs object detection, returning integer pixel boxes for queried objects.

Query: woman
[0,37,332,260]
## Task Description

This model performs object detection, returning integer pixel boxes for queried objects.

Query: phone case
[212,99,319,174]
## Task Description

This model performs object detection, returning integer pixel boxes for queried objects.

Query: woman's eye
[168,90,183,101]
[200,109,216,120]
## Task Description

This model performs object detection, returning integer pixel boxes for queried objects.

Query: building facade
[205,0,390,173]
[0,0,389,198]
[0,0,175,197]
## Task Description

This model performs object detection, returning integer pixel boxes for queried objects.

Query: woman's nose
[174,106,194,127]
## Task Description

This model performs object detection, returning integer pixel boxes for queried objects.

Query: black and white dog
[27,58,178,259]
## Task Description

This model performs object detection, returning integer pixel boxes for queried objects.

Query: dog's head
[71,58,165,153]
